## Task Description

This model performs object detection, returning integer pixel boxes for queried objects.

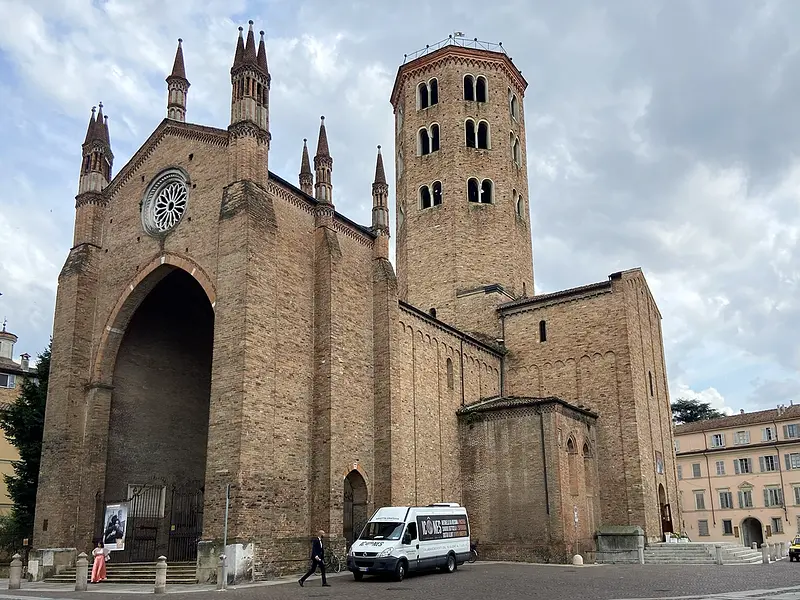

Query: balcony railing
[403,35,508,64]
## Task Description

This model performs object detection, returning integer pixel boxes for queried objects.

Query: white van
[346,503,470,581]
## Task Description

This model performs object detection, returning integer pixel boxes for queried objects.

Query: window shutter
[734,525,740,538]
[734,460,740,475]
[786,454,792,471]
[759,457,765,472]
[766,525,772,537]
[738,491,744,508]
[784,425,790,439]
[779,489,784,505]
[764,489,770,507]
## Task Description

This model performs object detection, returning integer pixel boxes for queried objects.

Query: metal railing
[403,35,507,63]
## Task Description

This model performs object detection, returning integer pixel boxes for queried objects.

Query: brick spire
[94,103,110,144]
[231,26,245,72]
[299,138,313,195]
[314,116,333,205]
[257,30,269,75]
[244,21,257,67]
[170,38,187,80]
[371,145,389,236]
[83,106,97,144]
[166,38,190,121]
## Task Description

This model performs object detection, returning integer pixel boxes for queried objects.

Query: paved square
[3,562,800,600]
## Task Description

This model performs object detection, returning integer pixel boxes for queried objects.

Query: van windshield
[359,521,405,540]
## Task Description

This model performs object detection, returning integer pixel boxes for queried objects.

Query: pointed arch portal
[100,267,214,562]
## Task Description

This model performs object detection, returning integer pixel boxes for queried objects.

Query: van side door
[403,522,419,570]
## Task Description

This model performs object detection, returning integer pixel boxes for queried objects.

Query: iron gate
[97,481,204,563]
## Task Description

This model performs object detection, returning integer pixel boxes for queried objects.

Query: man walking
[298,530,330,587]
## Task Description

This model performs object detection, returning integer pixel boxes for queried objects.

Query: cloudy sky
[0,0,798,415]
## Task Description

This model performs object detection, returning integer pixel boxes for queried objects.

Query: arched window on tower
[513,138,521,165]
[432,181,442,206]
[418,128,430,156]
[467,178,480,203]
[446,357,454,390]
[419,185,432,209]
[477,121,490,149]
[510,93,519,120]
[465,119,476,148]
[480,179,493,204]
[430,124,440,152]
[539,319,547,342]
[476,76,487,102]
[464,75,475,101]
[516,194,524,218]
[397,148,404,178]
[429,78,439,105]
[567,437,578,496]
[418,82,429,109]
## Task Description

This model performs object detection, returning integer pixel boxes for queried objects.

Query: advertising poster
[102,503,128,551]
[416,514,469,542]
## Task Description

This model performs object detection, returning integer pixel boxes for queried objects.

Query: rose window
[141,170,189,236]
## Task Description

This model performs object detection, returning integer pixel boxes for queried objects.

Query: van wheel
[446,553,456,573]
[353,571,363,581]
[394,560,406,582]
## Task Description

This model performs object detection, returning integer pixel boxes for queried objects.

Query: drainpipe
[771,418,788,524]
[703,432,716,526]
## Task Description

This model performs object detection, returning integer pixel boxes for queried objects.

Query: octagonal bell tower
[391,37,533,339]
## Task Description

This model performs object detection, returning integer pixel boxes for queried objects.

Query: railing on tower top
[403,35,508,63]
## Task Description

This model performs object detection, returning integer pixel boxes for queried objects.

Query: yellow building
[0,322,34,514]
[674,406,800,548]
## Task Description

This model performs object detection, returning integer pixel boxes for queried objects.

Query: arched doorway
[103,268,214,562]
[741,517,764,548]
[343,470,368,548]
[658,483,673,534]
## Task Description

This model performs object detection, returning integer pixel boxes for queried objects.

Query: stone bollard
[216,554,227,591]
[637,535,644,565]
[752,542,758,550]
[762,543,770,564]
[715,544,723,565]
[75,552,89,592]
[572,554,583,566]
[780,541,787,558]
[772,543,778,561]
[154,556,167,594]
[8,553,22,590]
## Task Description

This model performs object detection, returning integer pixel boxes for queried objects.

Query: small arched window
[432,181,442,206]
[429,78,439,105]
[477,121,490,149]
[430,124,440,152]
[418,82,429,109]
[446,357,454,390]
[467,178,480,203]
[513,138,521,165]
[465,119,476,148]
[510,94,519,120]
[649,371,654,397]
[419,128,430,156]
[398,203,405,228]
[539,319,547,342]
[429,308,437,318]
[397,148,404,178]
[476,76,487,102]
[464,75,475,101]
[419,186,432,209]
[480,179,493,204]
[396,106,404,130]
[515,194,523,217]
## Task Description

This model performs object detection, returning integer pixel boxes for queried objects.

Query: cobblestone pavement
[2,562,800,600]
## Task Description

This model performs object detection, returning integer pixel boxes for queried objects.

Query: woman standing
[90,541,108,583]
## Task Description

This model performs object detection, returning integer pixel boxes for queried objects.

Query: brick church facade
[32,24,679,580]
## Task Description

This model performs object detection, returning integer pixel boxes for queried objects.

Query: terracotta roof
[0,357,33,377]
[457,395,598,418]
[498,279,612,311]
[373,145,386,185]
[674,405,800,434]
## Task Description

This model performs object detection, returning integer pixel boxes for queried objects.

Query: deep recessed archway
[343,470,368,548]
[103,267,214,562]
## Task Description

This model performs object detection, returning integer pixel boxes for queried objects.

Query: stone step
[45,562,197,585]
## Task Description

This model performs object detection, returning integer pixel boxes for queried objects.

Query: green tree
[671,397,725,425]
[0,340,50,539]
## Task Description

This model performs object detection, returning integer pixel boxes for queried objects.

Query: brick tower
[390,37,534,338]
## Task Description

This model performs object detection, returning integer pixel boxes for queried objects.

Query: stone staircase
[44,561,196,585]
[644,542,765,565]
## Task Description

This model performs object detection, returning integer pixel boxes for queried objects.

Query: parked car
[789,537,800,561]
